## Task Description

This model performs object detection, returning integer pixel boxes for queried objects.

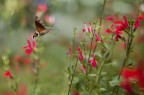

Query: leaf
[88,73,97,77]
[95,26,101,30]
[100,88,106,91]
[109,79,120,87]
[73,77,79,84]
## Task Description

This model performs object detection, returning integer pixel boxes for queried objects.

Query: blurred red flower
[23,37,36,55]
[45,15,55,25]
[72,90,80,95]
[134,14,144,29]
[95,33,101,41]
[0,84,27,95]
[88,55,97,68]
[23,58,32,64]
[4,70,13,79]
[77,47,84,62]
[14,55,23,62]
[36,4,48,12]
[120,80,132,93]
[105,29,111,34]
[121,60,144,93]
[106,15,115,21]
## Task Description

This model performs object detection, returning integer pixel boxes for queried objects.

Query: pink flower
[83,22,93,33]
[95,33,101,41]
[88,23,93,32]
[23,37,36,55]
[77,47,84,62]
[4,70,13,79]
[36,4,48,12]
[89,55,97,68]
[45,15,55,25]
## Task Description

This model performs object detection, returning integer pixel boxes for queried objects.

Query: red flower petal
[106,29,111,34]
[121,80,133,93]
[25,49,32,55]
[121,68,137,79]
[4,70,13,79]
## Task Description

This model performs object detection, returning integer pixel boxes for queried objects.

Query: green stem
[34,43,41,95]
[34,58,40,95]
[98,0,107,35]
[68,58,78,95]
[95,35,114,87]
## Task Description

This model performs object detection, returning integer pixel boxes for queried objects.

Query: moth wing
[35,16,46,33]
[39,27,52,36]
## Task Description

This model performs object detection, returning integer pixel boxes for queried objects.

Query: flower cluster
[106,15,144,41]
[83,22,101,41]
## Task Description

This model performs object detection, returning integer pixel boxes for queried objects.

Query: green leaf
[100,87,106,91]
[73,77,79,84]
[88,73,97,77]
[109,79,120,87]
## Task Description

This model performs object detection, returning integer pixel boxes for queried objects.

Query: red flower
[88,55,97,68]
[105,29,111,34]
[106,16,129,41]
[23,37,36,55]
[106,15,115,21]
[36,4,48,12]
[77,47,84,62]
[115,34,122,41]
[4,70,13,79]
[121,60,144,92]
[121,80,133,93]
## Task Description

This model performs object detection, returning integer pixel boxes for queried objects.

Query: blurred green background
[0,0,144,95]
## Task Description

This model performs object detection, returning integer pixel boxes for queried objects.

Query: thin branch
[68,58,78,95]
